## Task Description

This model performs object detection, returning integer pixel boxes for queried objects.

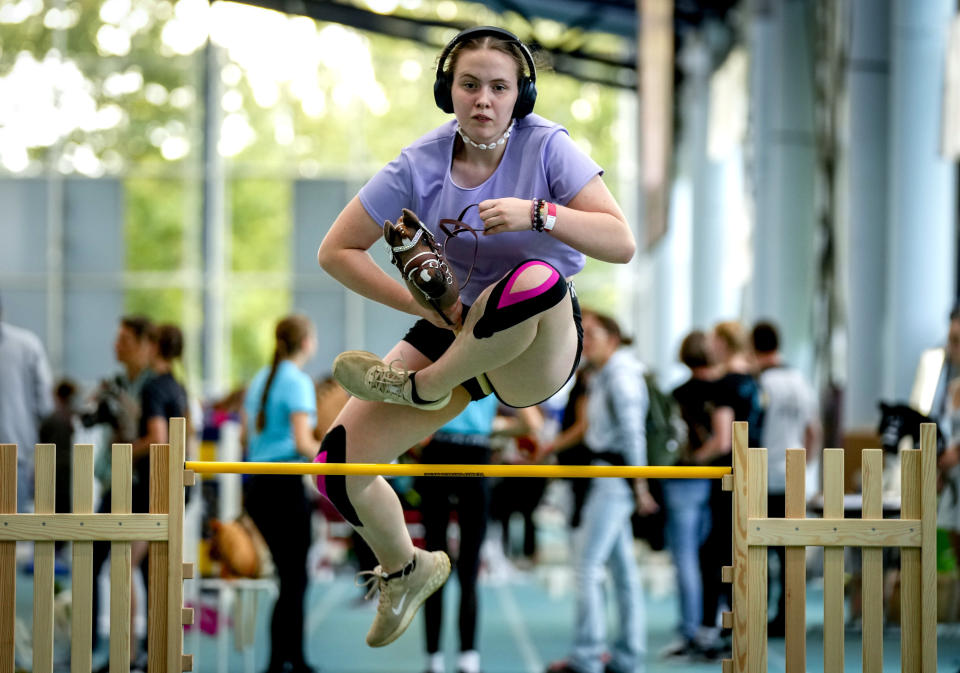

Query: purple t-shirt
[358,113,603,305]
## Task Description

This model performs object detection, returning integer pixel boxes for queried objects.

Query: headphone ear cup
[513,77,537,118]
[434,75,454,113]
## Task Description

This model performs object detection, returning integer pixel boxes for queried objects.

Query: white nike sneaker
[357,548,451,647]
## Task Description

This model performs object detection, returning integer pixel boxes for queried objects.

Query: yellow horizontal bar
[747,518,922,548]
[0,514,168,541]
[184,461,731,480]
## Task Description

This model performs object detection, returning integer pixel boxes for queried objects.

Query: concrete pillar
[885,0,958,399]
[842,0,891,428]
[685,33,729,329]
[749,0,817,373]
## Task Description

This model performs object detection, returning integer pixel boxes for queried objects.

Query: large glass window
[1,0,633,393]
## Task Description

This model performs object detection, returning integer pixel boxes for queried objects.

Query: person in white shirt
[751,320,820,636]
[0,297,54,514]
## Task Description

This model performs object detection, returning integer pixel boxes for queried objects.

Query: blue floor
[178,569,960,673]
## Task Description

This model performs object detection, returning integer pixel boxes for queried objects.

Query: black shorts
[401,284,583,405]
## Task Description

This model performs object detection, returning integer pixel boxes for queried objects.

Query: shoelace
[365,357,409,396]
[356,568,388,603]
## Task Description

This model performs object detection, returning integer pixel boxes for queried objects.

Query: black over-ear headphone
[433,26,537,118]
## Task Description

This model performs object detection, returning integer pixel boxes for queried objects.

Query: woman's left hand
[477,197,534,235]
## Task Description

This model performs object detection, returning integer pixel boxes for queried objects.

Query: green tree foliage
[1,0,632,391]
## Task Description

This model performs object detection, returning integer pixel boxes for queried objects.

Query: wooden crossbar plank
[920,424,937,672]
[0,514,169,541]
[0,444,16,673]
[746,518,921,547]
[110,444,132,673]
[861,449,883,673]
[784,448,806,673]
[747,448,767,673]
[822,449,844,673]
[732,422,748,672]
[167,419,187,673]
[72,445,95,673]
[901,450,921,673]
[149,443,171,673]
[33,444,56,673]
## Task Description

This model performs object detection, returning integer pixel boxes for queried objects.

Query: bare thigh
[470,286,579,407]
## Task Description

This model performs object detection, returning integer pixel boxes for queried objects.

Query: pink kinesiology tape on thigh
[497,261,561,308]
[473,259,567,339]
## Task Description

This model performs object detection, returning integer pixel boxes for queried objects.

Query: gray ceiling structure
[230,0,739,89]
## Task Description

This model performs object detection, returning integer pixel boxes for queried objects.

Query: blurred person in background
[751,320,820,637]
[243,314,321,673]
[123,323,188,673]
[0,294,54,515]
[545,310,656,673]
[415,395,499,673]
[535,365,594,529]
[659,330,717,660]
[314,25,634,648]
[39,378,80,562]
[88,315,154,656]
[488,404,545,567]
[693,320,763,659]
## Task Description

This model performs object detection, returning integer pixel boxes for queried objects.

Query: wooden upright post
[731,421,748,671]
[32,444,56,673]
[784,448,806,672]
[861,449,883,673]
[167,418,188,673]
[822,449,845,672]
[72,444,95,673]
[110,444,133,673]
[919,424,937,672]
[0,444,15,672]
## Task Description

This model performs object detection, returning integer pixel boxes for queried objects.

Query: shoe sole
[368,551,451,647]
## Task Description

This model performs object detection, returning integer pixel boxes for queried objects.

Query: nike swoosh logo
[391,591,409,616]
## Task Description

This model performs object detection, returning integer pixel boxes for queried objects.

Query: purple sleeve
[543,129,604,205]
[357,152,414,229]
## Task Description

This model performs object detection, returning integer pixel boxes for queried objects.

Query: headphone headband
[435,26,536,86]
[433,25,538,118]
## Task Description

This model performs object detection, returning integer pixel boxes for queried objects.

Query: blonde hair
[713,320,748,355]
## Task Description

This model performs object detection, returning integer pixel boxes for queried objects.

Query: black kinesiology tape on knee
[319,425,363,527]
[473,259,568,340]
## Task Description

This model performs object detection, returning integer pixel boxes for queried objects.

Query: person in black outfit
[415,398,496,673]
[40,379,78,516]
[660,332,717,659]
[691,321,762,659]
[132,324,189,672]
[40,379,79,559]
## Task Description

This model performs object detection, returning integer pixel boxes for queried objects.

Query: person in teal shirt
[242,314,321,673]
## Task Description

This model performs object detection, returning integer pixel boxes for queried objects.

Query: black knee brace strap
[317,425,363,527]
[473,259,568,340]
